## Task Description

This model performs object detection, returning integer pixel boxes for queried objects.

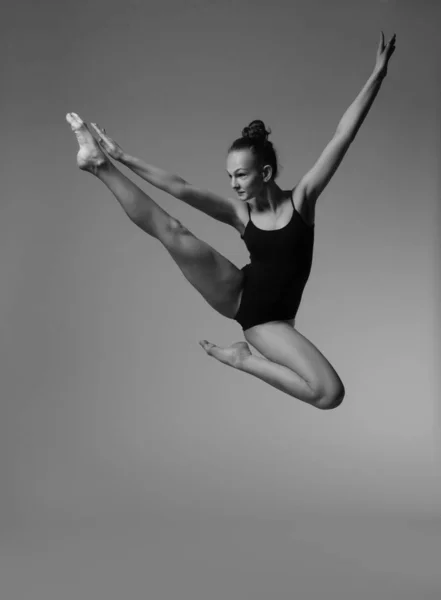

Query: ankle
[93,159,113,177]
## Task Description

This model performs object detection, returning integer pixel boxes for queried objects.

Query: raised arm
[90,124,242,228]
[294,32,396,214]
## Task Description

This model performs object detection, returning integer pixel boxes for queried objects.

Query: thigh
[244,320,342,395]
[161,220,244,319]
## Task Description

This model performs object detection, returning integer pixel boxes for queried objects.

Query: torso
[232,186,315,331]
[234,186,314,237]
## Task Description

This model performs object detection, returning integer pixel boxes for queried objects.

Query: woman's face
[226,149,266,201]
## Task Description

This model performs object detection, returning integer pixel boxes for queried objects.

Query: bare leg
[66,113,244,318]
[67,113,343,407]
[201,321,345,410]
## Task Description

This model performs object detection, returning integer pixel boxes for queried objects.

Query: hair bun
[242,120,271,143]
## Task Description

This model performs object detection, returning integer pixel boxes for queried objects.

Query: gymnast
[67,32,396,410]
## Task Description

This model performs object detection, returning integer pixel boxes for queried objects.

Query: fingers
[388,33,396,57]
[91,122,106,138]
[380,30,385,50]
[379,31,396,51]
[378,31,396,62]
[89,123,110,155]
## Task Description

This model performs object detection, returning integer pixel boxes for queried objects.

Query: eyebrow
[226,168,247,176]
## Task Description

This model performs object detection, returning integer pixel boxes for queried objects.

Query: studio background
[1,1,440,598]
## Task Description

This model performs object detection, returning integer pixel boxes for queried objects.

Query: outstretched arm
[90,123,242,227]
[296,32,396,207]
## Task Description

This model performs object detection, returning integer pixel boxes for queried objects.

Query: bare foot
[90,123,124,161]
[66,112,108,174]
[199,340,252,368]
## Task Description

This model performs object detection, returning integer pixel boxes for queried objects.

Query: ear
[262,164,273,182]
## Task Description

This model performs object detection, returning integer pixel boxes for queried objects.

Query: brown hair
[228,120,279,179]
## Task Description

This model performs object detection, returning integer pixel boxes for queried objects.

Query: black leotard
[234,195,314,331]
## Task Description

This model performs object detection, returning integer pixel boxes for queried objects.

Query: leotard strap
[246,202,251,223]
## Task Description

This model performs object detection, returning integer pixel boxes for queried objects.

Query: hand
[374,31,396,78]
[90,123,125,161]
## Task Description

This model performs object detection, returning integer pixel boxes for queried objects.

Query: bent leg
[240,321,345,409]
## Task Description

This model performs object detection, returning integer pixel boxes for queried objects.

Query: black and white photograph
[1,0,440,598]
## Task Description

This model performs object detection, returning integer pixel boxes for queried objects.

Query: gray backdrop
[1,0,440,598]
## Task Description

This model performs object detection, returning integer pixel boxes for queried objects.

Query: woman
[67,32,396,410]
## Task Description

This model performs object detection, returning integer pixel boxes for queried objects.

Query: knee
[314,382,345,411]
[167,218,188,235]
[161,218,189,244]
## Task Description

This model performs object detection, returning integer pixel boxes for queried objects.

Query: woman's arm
[295,32,396,206]
[91,123,242,227]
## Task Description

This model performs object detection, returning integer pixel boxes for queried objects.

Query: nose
[231,177,239,190]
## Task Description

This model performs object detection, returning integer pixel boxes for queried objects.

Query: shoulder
[291,183,315,227]
[230,197,251,236]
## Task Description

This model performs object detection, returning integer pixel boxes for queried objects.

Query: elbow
[335,126,356,143]
[171,179,190,199]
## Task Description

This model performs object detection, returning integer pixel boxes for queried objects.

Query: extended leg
[66,113,244,318]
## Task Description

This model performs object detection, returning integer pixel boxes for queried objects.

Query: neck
[254,181,285,212]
